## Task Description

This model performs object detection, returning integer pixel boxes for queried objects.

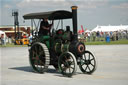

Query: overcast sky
[0,0,128,30]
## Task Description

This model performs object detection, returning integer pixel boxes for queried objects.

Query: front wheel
[79,51,97,74]
[58,52,77,77]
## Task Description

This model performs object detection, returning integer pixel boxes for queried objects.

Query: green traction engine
[23,6,97,77]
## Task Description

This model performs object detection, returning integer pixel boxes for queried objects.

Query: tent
[85,30,91,33]
[0,30,5,34]
[0,30,6,39]
[92,25,128,32]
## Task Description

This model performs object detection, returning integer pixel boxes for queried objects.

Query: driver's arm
[42,26,49,30]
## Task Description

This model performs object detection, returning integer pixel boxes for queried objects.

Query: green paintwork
[61,43,69,52]
[39,35,50,49]
[62,32,71,40]
[55,43,61,53]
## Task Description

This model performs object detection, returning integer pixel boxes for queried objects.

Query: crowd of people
[79,30,128,42]
[1,26,128,45]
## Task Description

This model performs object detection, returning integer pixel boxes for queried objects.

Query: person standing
[8,34,12,44]
[1,34,5,45]
[92,32,96,41]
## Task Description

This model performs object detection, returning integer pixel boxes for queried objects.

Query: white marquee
[92,25,128,32]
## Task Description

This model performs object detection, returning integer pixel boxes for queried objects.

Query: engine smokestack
[71,6,78,41]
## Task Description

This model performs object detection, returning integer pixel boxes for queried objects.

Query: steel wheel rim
[79,51,96,74]
[58,52,77,77]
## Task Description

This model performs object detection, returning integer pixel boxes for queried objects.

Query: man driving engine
[39,18,53,36]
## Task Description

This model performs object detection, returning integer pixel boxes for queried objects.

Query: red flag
[78,30,82,34]
[81,25,84,32]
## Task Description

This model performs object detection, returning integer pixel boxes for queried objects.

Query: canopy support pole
[31,19,34,36]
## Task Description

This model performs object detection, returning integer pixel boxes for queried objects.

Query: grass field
[0,43,28,47]
[85,39,128,45]
[0,39,128,47]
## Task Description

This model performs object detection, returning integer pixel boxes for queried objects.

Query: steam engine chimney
[71,6,78,41]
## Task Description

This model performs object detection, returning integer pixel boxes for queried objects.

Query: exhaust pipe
[71,6,78,41]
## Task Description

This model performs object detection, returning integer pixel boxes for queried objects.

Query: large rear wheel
[58,52,77,77]
[79,51,97,74]
[29,42,50,73]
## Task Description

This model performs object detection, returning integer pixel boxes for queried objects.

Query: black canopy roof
[23,10,72,20]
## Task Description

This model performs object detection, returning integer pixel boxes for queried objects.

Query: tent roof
[0,30,5,36]
[0,30,5,34]
[23,10,72,20]
[92,25,128,32]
